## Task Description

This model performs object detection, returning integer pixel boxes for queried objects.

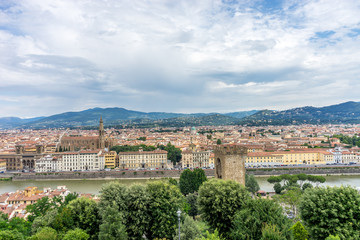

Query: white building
[35,155,62,172]
[61,150,104,171]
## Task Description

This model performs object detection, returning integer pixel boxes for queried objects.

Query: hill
[239,101,360,125]
[0,108,255,129]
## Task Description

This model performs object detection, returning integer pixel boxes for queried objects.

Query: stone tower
[99,116,105,149]
[214,145,247,185]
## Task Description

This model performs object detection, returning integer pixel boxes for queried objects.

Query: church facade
[58,117,113,151]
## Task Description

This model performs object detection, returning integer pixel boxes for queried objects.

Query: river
[1,175,360,195]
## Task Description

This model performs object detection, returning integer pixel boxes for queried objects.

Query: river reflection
[1,175,360,195]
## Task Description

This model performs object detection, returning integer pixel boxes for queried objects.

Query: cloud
[0,0,360,117]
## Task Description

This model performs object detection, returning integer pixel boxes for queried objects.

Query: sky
[1,0,360,118]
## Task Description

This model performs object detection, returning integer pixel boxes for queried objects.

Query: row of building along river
[1,175,360,195]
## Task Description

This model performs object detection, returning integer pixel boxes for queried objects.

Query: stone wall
[10,166,360,181]
[12,169,216,181]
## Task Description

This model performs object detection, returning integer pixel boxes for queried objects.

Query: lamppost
[177,209,181,240]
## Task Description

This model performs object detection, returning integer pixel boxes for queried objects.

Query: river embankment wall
[8,166,360,181]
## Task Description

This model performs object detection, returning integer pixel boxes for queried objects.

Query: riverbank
[7,166,360,181]
[2,175,360,195]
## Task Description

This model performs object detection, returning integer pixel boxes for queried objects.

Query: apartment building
[182,150,211,168]
[61,150,104,171]
[104,151,117,169]
[118,149,168,169]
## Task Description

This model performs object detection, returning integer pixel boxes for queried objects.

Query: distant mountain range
[1,101,360,129]
[0,108,257,129]
[239,101,360,126]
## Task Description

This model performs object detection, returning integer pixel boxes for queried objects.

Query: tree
[52,207,74,233]
[180,169,196,195]
[295,174,308,188]
[193,168,207,192]
[325,235,340,240]
[26,197,58,222]
[125,184,151,240]
[163,143,182,164]
[31,209,58,234]
[67,198,100,239]
[275,187,302,216]
[274,182,283,194]
[245,174,260,194]
[260,224,287,240]
[146,181,185,240]
[198,179,250,238]
[63,228,89,240]
[231,198,292,240]
[0,230,24,240]
[63,192,79,207]
[290,222,308,240]
[174,215,201,240]
[186,193,198,218]
[196,230,222,240]
[98,206,127,240]
[0,217,31,238]
[179,169,207,196]
[99,181,128,213]
[307,175,326,187]
[301,183,313,191]
[216,139,222,145]
[299,186,360,239]
[29,227,57,240]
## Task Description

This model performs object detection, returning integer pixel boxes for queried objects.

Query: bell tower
[99,116,105,149]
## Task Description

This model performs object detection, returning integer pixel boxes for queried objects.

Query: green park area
[1,170,359,239]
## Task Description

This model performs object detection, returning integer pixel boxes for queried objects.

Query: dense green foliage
[4,178,360,239]
[158,142,182,164]
[67,198,100,239]
[267,174,325,193]
[110,144,156,153]
[290,222,309,240]
[99,181,184,240]
[245,174,260,194]
[299,186,360,239]
[231,198,292,239]
[179,168,207,195]
[186,193,198,218]
[29,227,57,240]
[260,224,287,240]
[174,215,201,240]
[198,179,250,238]
[63,228,89,240]
[332,134,360,147]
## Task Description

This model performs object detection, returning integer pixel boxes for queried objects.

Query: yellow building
[0,159,6,172]
[104,151,117,169]
[209,152,215,168]
[118,149,168,169]
[246,150,328,167]
[246,152,283,167]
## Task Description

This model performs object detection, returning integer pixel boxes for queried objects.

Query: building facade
[59,117,113,151]
[118,149,168,169]
[61,150,104,171]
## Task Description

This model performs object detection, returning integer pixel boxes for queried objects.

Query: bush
[300,186,360,239]
[198,179,250,238]
[231,198,292,240]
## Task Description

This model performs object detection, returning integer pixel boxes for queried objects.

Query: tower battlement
[214,144,247,185]
[214,145,247,155]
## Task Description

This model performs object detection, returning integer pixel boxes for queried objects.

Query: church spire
[99,116,105,149]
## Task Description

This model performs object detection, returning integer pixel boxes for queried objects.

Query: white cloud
[0,0,360,117]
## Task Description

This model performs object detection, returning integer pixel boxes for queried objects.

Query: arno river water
[1,175,360,195]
